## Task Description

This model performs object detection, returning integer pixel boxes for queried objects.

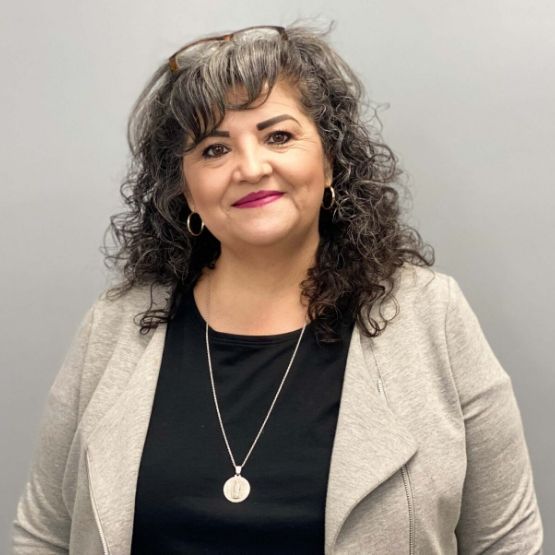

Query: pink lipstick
[233,191,284,208]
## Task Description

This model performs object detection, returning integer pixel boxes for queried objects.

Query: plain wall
[1,0,553,550]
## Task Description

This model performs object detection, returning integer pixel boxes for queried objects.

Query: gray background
[1,0,553,550]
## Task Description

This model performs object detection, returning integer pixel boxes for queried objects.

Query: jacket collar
[85,320,418,554]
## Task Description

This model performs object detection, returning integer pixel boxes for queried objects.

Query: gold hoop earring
[321,186,336,210]
[186,211,205,236]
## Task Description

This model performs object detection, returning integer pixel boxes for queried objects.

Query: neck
[195,234,319,335]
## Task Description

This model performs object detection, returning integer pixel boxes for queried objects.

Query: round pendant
[223,475,251,503]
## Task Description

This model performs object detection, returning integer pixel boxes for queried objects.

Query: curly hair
[102,22,435,343]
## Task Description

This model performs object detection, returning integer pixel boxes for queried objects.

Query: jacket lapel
[85,322,168,555]
[325,325,418,554]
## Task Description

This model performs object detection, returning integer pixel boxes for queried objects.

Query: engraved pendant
[223,474,251,503]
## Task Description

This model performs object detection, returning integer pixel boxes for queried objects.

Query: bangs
[169,38,300,150]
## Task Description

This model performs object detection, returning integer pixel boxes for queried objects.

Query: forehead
[221,80,307,124]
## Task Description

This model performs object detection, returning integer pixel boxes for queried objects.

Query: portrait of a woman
[13,24,544,554]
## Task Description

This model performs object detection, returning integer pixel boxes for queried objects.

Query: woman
[13,24,543,554]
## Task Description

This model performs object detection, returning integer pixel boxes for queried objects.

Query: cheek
[182,167,211,205]
[284,146,325,176]
[184,172,231,217]
[284,154,327,195]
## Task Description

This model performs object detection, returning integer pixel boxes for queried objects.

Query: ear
[324,155,334,187]
[183,189,194,212]
[182,176,195,212]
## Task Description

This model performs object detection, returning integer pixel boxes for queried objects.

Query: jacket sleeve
[446,276,544,554]
[12,304,95,554]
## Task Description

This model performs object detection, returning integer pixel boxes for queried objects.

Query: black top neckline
[188,287,312,346]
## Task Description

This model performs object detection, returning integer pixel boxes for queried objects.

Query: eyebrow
[205,114,301,138]
[257,114,301,130]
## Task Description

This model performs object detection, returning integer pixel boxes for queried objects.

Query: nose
[231,140,272,184]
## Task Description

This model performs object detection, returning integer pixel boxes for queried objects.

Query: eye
[267,130,293,145]
[201,143,229,159]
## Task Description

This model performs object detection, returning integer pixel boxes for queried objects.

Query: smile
[232,193,284,208]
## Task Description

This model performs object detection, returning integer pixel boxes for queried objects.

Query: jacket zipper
[377,377,415,555]
[401,464,416,555]
[86,451,111,555]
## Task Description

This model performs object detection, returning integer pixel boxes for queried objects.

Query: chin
[229,226,305,248]
[240,232,293,247]
[215,218,317,250]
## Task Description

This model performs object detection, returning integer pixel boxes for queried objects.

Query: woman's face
[181,81,331,252]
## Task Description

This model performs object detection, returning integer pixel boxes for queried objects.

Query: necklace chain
[204,277,307,475]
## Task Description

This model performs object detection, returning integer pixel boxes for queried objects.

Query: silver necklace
[204,277,307,503]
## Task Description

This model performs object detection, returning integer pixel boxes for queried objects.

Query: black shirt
[132,285,354,554]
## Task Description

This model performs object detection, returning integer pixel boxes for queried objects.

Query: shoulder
[378,264,500,387]
[367,263,481,358]
[389,264,487,343]
[391,262,450,299]
[90,282,172,334]
[380,263,455,327]
[71,282,172,403]
[82,280,172,362]
[94,281,172,315]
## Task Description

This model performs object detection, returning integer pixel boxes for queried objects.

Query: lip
[232,190,284,207]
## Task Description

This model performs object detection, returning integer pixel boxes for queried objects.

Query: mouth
[232,190,284,208]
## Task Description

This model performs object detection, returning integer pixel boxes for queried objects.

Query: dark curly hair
[102,22,434,343]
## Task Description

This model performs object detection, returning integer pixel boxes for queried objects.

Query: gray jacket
[13,265,543,554]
